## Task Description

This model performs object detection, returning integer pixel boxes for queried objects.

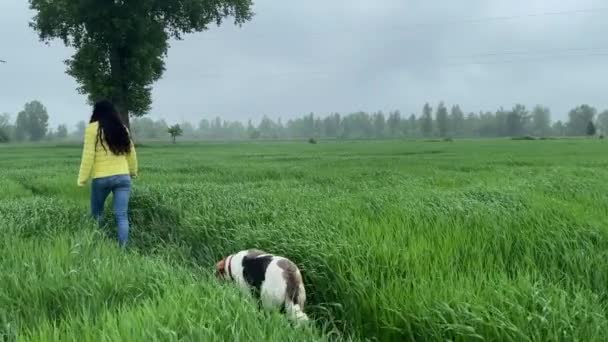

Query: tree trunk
[110,45,130,128]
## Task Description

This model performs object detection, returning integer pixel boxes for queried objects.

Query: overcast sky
[1,0,608,128]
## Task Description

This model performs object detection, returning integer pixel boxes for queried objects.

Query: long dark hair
[90,100,131,155]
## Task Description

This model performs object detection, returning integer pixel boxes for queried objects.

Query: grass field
[1,139,608,341]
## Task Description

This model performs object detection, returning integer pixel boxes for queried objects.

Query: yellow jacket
[77,121,138,186]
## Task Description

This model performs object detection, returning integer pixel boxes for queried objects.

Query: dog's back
[262,256,307,321]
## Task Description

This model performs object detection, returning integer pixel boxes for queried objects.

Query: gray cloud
[1,0,607,128]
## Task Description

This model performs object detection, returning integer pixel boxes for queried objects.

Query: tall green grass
[2,139,608,340]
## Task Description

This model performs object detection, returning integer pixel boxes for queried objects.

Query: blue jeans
[91,174,131,248]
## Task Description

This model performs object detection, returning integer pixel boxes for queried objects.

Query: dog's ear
[215,258,226,277]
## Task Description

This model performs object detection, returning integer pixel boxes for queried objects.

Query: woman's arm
[77,124,96,186]
[127,139,138,177]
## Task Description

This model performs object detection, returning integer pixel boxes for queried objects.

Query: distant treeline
[130,103,607,141]
[1,101,607,143]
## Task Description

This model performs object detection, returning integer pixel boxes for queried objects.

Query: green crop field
[1,139,608,341]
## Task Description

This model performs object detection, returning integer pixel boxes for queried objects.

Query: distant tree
[478,111,499,137]
[74,121,86,138]
[436,102,449,137]
[132,117,165,139]
[0,113,12,142]
[596,110,608,135]
[323,113,341,138]
[0,130,8,143]
[494,108,509,136]
[168,124,183,143]
[567,105,596,136]
[46,129,56,141]
[313,117,323,138]
[464,112,478,137]
[179,121,195,138]
[449,105,465,137]
[15,101,49,141]
[552,121,566,136]
[249,129,261,140]
[506,104,529,136]
[373,111,386,138]
[56,124,68,139]
[530,105,551,136]
[198,119,210,133]
[406,114,417,136]
[246,119,256,138]
[258,116,276,139]
[29,0,253,127]
[387,110,401,137]
[587,121,597,136]
[304,113,315,138]
[421,103,433,137]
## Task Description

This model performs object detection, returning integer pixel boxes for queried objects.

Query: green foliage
[421,103,433,137]
[372,111,386,138]
[167,124,183,143]
[28,0,254,124]
[73,120,86,139]
[14,101,49,141]
[3,140,608,341]
[386,111,401,137]
[568,105,597,136]
[530,105,551,136]
[106,104,608,142]
[586,121,597,136]
[0,113,11,143]
[131,117,169,140]
[449,105,465,137]
[596,110,608,135]
[506,104,529,136]
[55,124,68,139]
[436,102,449,138]
[552,120,566,136]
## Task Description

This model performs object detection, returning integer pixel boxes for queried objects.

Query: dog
[215,249,309,322]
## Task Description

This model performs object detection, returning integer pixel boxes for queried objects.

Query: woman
[77,100,138,248]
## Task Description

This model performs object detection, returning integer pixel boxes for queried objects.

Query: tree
[596,110,608,135]
[168,124,183,143]
[0,113,11,143]
[258,116,276,139]
[387,111,401,137]
[567,105,596,136]
[15,101,49,141]
[449,105,465,137]
[530,105,551,136]
[436,102,449,137]
[506,104,529,136]
[323,113,341,138]
[246,119,257,139]
[29,0,253,127]
[56,124,68,139]
[552,121,566,136]
[373,111,386,138]
[587,121,597,136]
[421,103,433,137]
[74,121,86,138]
[180,121,195,138]
[406,114,417,136]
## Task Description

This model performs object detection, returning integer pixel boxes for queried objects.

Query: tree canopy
[29,0,254,126]
[15,101,49,141]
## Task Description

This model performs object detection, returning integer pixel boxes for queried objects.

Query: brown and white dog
[215,249,309,322]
